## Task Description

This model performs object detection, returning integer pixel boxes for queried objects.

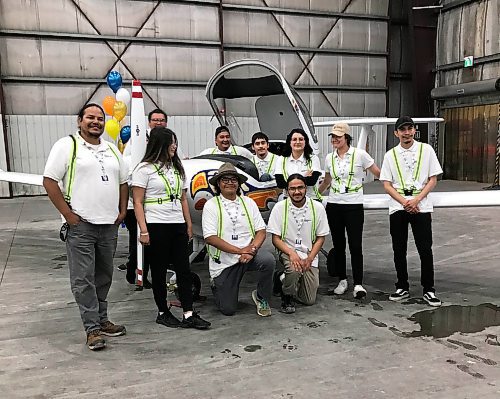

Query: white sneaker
[333,279,348,295]
[353,285,367,299]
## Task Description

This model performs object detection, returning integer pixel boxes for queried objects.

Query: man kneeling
[202,163,275,317]
[267,174,329,313]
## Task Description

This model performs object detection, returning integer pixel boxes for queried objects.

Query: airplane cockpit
[205,59,319,155]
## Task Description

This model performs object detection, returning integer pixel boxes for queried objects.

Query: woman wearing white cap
[318,123,380,298]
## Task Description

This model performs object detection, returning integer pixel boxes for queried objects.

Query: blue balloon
[106,70,122,93]
[120,125,131,144]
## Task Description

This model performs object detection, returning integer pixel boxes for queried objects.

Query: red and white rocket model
[130,80,147,286]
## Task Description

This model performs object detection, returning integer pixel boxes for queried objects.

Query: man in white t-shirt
[202,162,275,317]
[199,126,253,159]
[251,132,280,182]
[379,116,443,307]
[268,174,329,313]
[43,103,129,351]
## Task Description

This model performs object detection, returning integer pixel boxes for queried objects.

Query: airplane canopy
[212,75,284,99]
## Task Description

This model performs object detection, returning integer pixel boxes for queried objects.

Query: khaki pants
[279,253,319,305]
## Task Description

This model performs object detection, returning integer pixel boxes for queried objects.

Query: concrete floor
[1,182,500,398]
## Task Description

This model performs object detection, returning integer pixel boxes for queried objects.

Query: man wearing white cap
[319,123,380,299]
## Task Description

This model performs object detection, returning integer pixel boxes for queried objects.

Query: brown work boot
[100,321,127,337]
[86,330,106,351]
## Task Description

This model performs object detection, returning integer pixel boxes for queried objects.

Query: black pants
[124,209,150,280]
[389,210,435,293]
[326,203,364,285]
[148,223,193,313]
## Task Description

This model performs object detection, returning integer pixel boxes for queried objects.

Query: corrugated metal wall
[0,114,9,197]
[443,104,499,182]
[3,115,386,196]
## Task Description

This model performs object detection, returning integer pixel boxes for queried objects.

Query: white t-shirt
[275,154,322,199]
[43,133,128,224]
[131,162,188,224]
[267,199,329,268]
[202,195,266,278]
[324,147,374,204]
[252,152,281,178]
[199,145,253,160]
[380,141,443,215]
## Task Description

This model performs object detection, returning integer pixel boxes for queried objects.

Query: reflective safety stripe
[282,157,322,201]
[64,135,119,203]
[253,153,275,174]
[208,196,256,262]
[144,164,181,204]
[212,146,237,155]
[392,143,424,194]
[330,149,361,194]
[280,198,317,244]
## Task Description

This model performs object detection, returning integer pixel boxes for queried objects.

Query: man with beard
[380,116,443,307]
[43,103,128,350]
[267,174,329,313]
[199,126,253,159]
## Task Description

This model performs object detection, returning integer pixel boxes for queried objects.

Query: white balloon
[115,88,131,105]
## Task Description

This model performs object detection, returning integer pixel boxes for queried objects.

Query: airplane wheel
[327,248,338,277]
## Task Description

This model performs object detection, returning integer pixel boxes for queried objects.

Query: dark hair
[282,128,313,160]
[78,103,104,120]
[141,127,185,180]
[213,177,242,196]
[286,173,306,188]
[251,132,269,145]
[148,108,168,122]
[345,134,352,146]
[215,125,230,138]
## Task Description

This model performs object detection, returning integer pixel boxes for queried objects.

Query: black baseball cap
[395,116,415,130]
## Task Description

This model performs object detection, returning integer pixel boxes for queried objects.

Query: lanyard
[253,153,275,175]
[330,149,361,193]
[144,164,181,204]
[392,143,424,191]
[281,198,317,244]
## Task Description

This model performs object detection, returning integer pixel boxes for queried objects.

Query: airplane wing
[0,170,44,186]
[363,191,500,209]
[314,117,444,128]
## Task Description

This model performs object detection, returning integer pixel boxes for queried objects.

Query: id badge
[101,175,110,185]
[294,238,302,250]
[339,183,345,193]
[231,234,239,241]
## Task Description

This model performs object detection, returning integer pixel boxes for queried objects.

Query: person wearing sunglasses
[318,123,380,299]
[202,162,275,317]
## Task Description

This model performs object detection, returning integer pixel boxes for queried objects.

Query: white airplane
[2,59,500,269]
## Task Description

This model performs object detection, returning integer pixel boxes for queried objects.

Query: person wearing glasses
[318,123,380,299]
[202,162,275,317]
[275,128,323,201]
[199,126,253,159]
[132,127,211,329]
[43,103,128,351]
[267,174,329,313]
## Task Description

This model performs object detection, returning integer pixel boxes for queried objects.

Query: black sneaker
[117,263,127,271]
[423,292,442,307]
[273,271,283,297]
[143,279,153,289]
[280,294,296,314]
[389,289,410,301]
[181,312,211,330]
[156,311,181,328]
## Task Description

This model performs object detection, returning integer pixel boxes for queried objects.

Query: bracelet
[140,232,149,236]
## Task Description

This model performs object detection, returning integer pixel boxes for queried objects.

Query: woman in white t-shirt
[132,127,210,330]
[318,123,380,299]
[275,128,322,201]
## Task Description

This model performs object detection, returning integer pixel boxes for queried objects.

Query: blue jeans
[66,221,118,332]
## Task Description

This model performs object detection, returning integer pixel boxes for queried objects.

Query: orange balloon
[113,101,127,122]
[102,96,116,116]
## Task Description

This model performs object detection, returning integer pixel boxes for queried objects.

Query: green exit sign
[464,56,474,67]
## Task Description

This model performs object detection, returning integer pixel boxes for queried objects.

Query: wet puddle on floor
[407,303,500,338]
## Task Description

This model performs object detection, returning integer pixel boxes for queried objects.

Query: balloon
[102,96,116,116]
[105,119,120,140]
[113,101,127,122]
[117,139,125,154]
[106,70,122,93]
[115,88,131,105]
[120,125,131,144]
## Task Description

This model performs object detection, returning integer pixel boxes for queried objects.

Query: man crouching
[202,162,275,317]
[267,174,329,313]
